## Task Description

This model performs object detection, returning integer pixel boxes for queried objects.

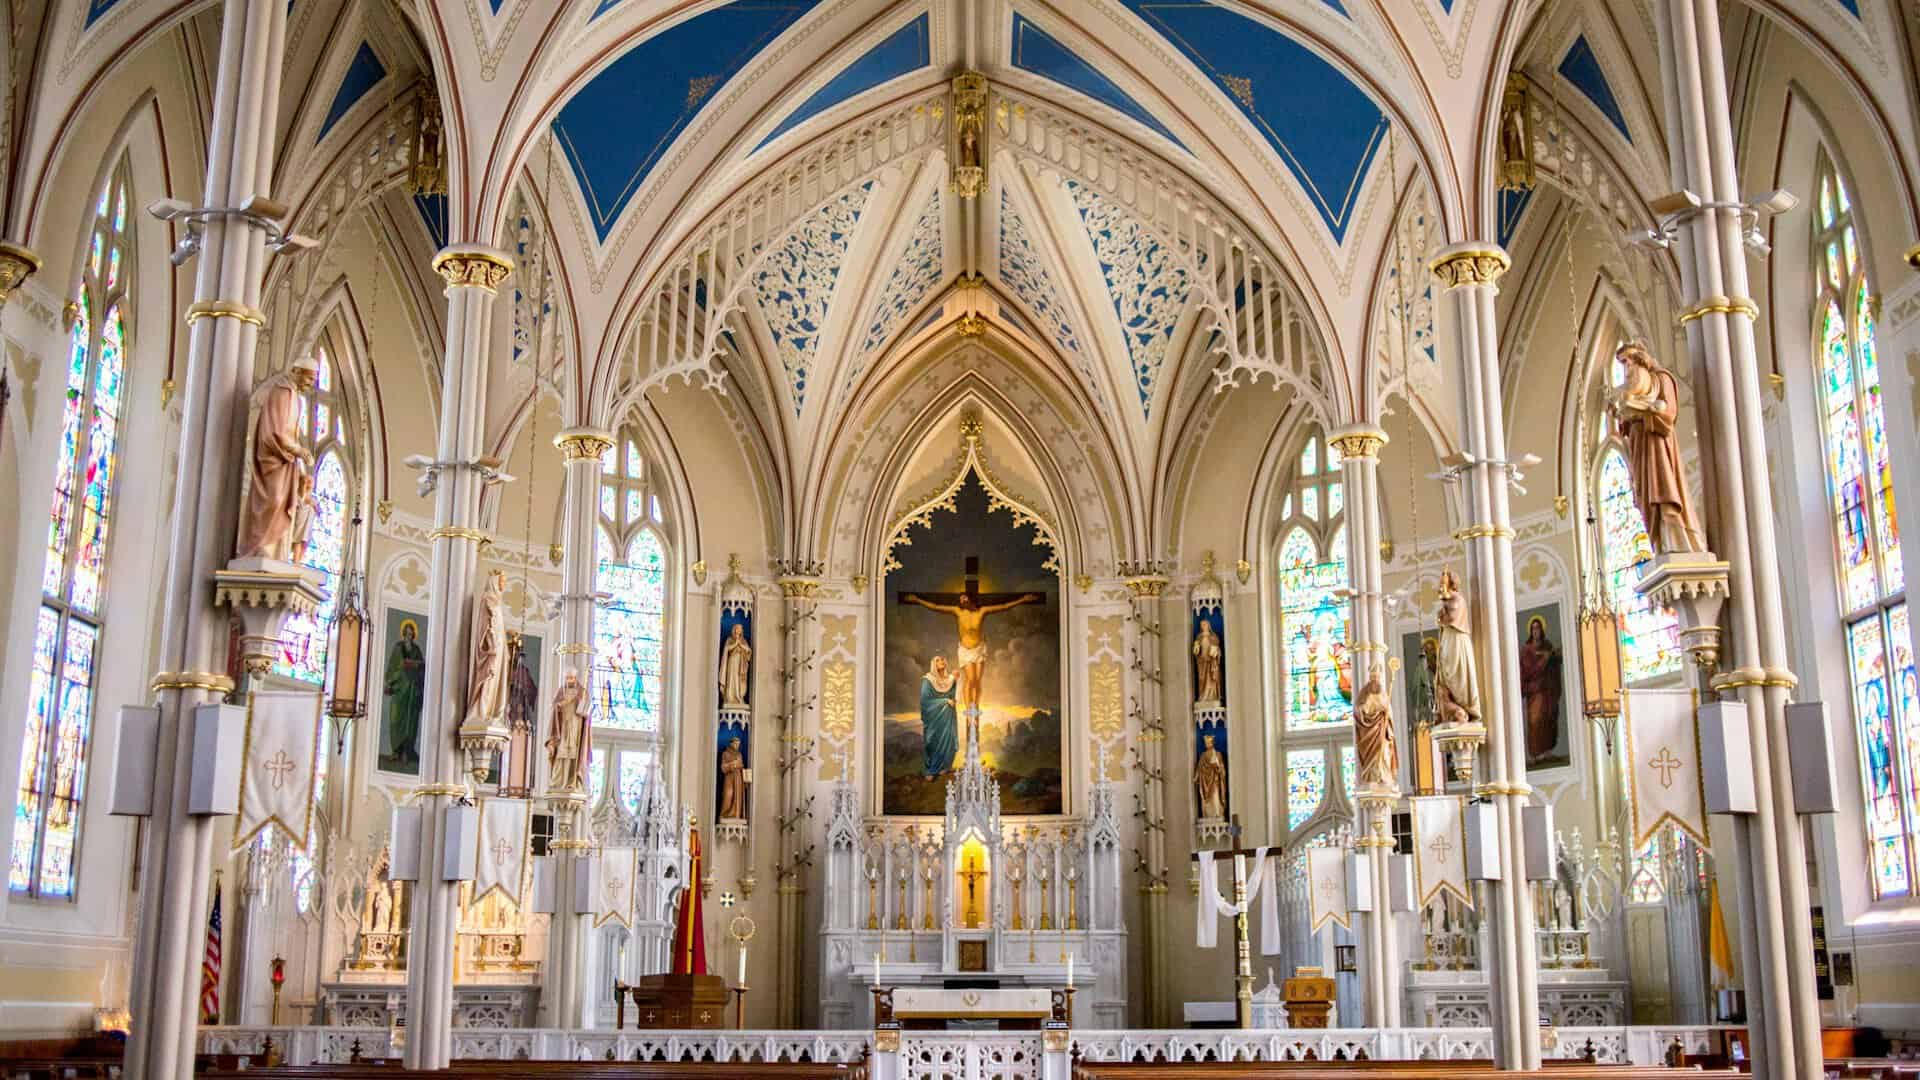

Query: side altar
[819,745,1126,1029]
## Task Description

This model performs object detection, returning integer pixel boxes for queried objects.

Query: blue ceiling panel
[1436,0,1454,12]
[758,13,930,150]
[319,43,387,141]
[1009,14,1185,149]
[1120,1,1385,242]
[1496,186,1532,250]
[556,1,820,240]
[415,194,449,251]
[86,0,124,27]
[1838,0,1860,13]
[1558,36,1631,142]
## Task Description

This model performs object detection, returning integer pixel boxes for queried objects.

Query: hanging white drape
[1196,847,1280,953]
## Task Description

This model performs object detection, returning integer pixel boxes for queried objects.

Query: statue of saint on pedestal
[463,570,509,731]
[1611,342,1706,554]
[718,737,748,820]
[1194,734,1228,820]
[1432,569,1481,728]
[1192,620,1224,705]
[1353,670,1398,791]
[236,356,317,562]
[719,622,752,707]
[545,671,592,794]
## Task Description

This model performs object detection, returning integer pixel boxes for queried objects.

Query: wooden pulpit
[628,973,729,1029]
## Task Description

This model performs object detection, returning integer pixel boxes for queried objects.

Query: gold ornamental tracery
[880,412,1062,577]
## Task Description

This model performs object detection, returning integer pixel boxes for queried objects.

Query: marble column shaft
[1333,426,1401,1027]
[547,431,612,1028]
[402,243,513,1069]
[124,3,286,1077]
[1429,243,1541,1069]
[1655,2,1821,1074]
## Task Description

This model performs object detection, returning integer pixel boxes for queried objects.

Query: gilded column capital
[0,241,42,305]
[552,427,615,462]
[430,243,515,292]
[1327,424,1390,460]
[1428,243,1511,289]
[1122,575,1170,598]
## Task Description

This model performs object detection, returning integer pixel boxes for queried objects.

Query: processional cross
[1187,814,1278,1029]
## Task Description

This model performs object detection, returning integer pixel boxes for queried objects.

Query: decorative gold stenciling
[820,661,856,747]
[1088,660,1124,740]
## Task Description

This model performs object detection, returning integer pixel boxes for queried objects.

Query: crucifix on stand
[898,555,1044,758]
[1188,814,1275,1028]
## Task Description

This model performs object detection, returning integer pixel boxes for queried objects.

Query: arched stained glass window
[594,428,671,732]
[13,165,132,899]
[1286,749,1326,830]
[1279,429,1351,730]
[276,346,353,685]
[1598,448,1681,682]
[1812,156,1914,900]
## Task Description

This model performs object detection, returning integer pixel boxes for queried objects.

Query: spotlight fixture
[145,192,319,265]
[1630,188,1799,260]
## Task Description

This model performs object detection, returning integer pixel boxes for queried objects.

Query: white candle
[874,950,882,986]
[1066,954,1074,989]
[739,945,747,985]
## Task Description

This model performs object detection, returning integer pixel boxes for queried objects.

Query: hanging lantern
[1579,602,1623,725]
[327,569,370,750]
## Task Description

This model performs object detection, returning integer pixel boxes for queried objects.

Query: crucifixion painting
[883,472,1062,815]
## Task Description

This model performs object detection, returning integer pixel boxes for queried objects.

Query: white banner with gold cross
[1410,795,1471,909]
[594,847,639,928]
[1625,687,1710,849]
[234,690,323,851]
[1307,846,1350,932]
[473,798,531,905]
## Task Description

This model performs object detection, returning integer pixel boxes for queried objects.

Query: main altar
[818,741,1126,1029]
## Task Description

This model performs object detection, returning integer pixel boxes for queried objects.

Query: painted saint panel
[883,475,1062,815]
[1517,602,1570,771]
[378,608,428,775]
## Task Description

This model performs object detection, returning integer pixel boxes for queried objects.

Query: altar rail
[198,1026,1730,1073]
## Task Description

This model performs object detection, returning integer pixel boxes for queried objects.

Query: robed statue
[463,570,510,731]
[1194,734,1228,820]
[546,671,592,794]
[1192,620,1224,705]
[719,622,752,707]
[236,356,317,561]
[718,737,748,820]
[918,656,959,779]
[1353,669,1398,792]
[1611,342,1706,553]
[1433,569,1481,729]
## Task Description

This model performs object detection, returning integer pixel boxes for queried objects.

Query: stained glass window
[595,429,672,732]
[618,750,655,816]
[13,166,130,899]
[1286,749,1326,830]
[588,747,607,806]
[276,347,354,685]
[1339,745,1356,800]
[1627,833,1665,904]
[1598,449,1681,682]
[1280,524,1351,728]
[1813,157,1916,900]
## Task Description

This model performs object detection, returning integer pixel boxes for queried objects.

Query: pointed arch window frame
[11,163,134,900]
[1276,429,1351,734]
[593,426,674,736]
[1808,154,1916,902]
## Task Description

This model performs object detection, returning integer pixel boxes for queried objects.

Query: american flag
[199,889,222,1025]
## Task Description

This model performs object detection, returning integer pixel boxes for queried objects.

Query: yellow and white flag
[474,798,531,905]
[1410,795,1470,908]
[595,847,639,928]
[234,690,323,851]
[1306,846,1350,931]
[1624,687,1710,849]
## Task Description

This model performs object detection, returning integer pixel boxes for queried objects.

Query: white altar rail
[199,1025,1729,1072]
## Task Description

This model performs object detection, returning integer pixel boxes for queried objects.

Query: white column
[547,429,612,1029]
[1429,243,1542,1069]
[1120,569,1171,1026]
[773,561,822,1026]
[401,244,513,1069]
[1332,425,1401,1028]
[1654,3,1821,1075]
[123,3,287,1077]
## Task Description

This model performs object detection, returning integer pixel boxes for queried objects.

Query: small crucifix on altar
[1189,814,1279,1029]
